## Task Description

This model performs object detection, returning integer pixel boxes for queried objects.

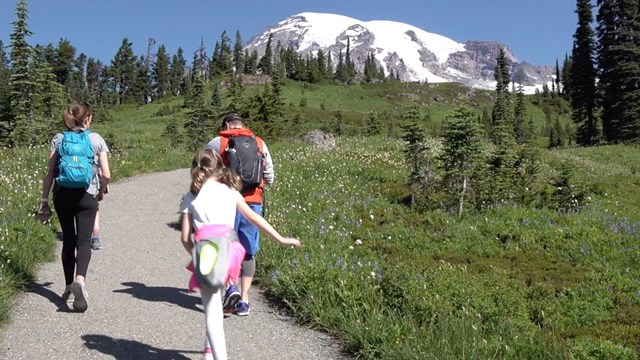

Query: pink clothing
[187,224,246,292]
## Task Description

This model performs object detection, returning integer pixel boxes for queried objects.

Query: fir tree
[184,73,213,150]
[53,38,76,86]
[233,30,245,75]
[0,40,12,145]
[401,119,427,205]
[258,34,273,75]
[490,47,514,146]
[439,105,483,216]
[170,47,186,96]
[597,0,640,142]
[513,83,530,144]
[571,0,599,145]
[560,53,572,100]
[9,0,39,146]
[366,110,382,135]
[110,38,137,105]
[153,44,171,98]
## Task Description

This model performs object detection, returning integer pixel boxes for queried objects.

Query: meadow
[0,83,638,359]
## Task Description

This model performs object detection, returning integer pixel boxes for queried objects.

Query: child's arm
[237,200,301,248]
[180,213,194,254]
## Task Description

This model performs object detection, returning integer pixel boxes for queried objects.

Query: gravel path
[0,169,350,360]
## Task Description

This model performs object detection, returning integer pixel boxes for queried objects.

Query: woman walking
[39,102,110,312]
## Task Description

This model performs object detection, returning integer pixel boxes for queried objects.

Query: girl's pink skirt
[186,224,246,292]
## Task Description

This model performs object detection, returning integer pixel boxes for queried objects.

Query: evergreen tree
[170,47,186,96]
[439,105,483,216]
[334,50,348,83]
[244,49,258,74]
[513,83,530,144]
[110,38,137,104]
[53,38,76,86]
[8,0,36,146]
[366,110,382,135]
[561,53,572,100]
[233,30,245,75]
[571,0,599,145]
[317,50,327,80]
[153,44,171,99]
[184,73,213,150]
[344,37,356,82]
[85,57,103,104]
[0,40,12,145]
[554,58,561,94]
[193,37,209,80]
[132,56,151,105]
[490,47,514,145]
[258,34,273,75]
[597,0,640,142]
[401,119,427,205]
[32,45,65,143]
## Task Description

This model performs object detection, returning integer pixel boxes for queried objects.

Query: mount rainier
[244,12,555,94]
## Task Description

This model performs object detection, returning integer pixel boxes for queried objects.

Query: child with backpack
[39,102,110,312]
[179,148,300,360]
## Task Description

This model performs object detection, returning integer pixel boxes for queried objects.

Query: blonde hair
[62,102,92,130]
[189,149,242,195]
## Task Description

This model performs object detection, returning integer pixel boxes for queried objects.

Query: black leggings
[53,187,98,285]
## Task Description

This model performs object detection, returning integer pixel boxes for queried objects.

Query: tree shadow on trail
[82,334,198,359]
[26,281,72,312]
[113,282,202,313]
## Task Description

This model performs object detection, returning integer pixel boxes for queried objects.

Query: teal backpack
[56,130,94,189]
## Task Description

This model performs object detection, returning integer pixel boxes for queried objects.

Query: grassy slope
[1,81,636,359]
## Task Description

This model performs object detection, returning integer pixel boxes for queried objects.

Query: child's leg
[200,285,227,360]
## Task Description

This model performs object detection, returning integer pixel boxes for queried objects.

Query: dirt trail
[0,169,349,360]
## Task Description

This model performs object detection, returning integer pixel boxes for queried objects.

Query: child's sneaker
[222,284,241,313]
[235,300,250,316]
[91,237,101,250]
[71,280,88,312]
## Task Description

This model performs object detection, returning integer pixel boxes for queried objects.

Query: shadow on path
[113,282,202,313]
[25,281,71,312]
[82,334,198,359]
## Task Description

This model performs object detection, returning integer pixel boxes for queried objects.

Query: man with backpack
[205,112,274,317]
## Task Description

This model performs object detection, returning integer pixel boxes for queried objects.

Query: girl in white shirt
[180,149,301,360]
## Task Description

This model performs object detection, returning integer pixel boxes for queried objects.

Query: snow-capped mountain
[245,12,555,93]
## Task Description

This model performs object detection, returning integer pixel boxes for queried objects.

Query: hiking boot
[71,280,88,312]
[235,300,250,316]
[222,284,241,313]
[91,237,101,250]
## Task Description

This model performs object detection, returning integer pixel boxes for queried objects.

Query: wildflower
[369,214,374,220]
[355,239,362,245]
[349,246,354,250]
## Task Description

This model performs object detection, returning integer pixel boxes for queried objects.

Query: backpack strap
[219,135,230,166]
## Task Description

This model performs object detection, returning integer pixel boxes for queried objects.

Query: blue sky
[0,0,577,67]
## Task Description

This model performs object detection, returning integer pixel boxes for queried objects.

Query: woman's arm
[41,150,57,200]
[180,213,194,254]
[97,151,111,201]
[237,200,301,247]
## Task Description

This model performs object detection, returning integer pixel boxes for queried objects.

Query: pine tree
[571,0,599,145]
[401,119,427,205]
[490,47,514,146]
[85,57,103,104]
[554,58,561,94]
[513,83,529,144]
[560,53,572,100]
[258,34,273,75]
[233,30,245,75]
[0,40,12,145]
[53,38,76,86]
[32,45,64,143]
[170,47,186,96]
[366,110,382,135]
[153,44,171,99]
[9,0,36,146]
[597,0,640,142]
[184,73,213,150]
[439,105,483,216]
[317,50,327,80]
[110,38,137,104]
